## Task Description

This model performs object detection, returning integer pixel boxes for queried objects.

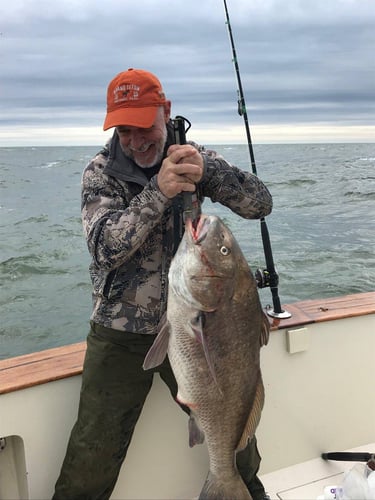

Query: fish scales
[144,214,269,500]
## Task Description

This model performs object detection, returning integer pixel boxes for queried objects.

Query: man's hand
[157,145,204,199]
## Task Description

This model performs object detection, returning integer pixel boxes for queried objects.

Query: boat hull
[1,292,374,499]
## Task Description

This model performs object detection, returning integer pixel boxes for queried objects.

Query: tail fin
[198,470,252,500]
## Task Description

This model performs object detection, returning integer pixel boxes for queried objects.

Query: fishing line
[223,0,291,319]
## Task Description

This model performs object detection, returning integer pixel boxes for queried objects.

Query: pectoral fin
[237,374,265,451]
[143,313,170,370]
[190,312,223,397]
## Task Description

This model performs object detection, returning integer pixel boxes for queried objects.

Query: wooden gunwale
[1,291,374,395]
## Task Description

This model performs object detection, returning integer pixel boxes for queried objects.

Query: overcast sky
[1,0,374,146]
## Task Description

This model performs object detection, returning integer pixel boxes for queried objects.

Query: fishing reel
[255,268,292,319]
[255,268,278,289]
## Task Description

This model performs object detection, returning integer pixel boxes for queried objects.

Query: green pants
[53,322,264,500]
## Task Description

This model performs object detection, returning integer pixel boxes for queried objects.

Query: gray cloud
[1,0,374,144]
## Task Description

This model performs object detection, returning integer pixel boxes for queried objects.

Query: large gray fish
[143,214,270,500]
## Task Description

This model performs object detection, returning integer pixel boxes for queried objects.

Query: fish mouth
[188,214,210,245]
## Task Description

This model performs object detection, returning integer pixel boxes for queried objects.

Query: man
[53,68,272,499]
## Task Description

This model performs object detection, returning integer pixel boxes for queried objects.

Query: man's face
[116,103,171,168]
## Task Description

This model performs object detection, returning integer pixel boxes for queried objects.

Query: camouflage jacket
[82,122,272,334]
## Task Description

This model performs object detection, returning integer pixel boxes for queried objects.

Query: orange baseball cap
[103,68,167,130]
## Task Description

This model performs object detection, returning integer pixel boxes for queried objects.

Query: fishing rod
[223,0,291,319]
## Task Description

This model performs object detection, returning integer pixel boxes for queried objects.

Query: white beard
[122,125,167,169]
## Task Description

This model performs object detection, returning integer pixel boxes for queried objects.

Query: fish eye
[220,246,230,256]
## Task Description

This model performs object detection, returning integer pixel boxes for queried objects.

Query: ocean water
[1,143,374,359]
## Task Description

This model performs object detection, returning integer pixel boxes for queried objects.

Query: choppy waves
[1,143,374,358]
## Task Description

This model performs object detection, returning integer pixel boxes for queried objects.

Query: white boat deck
[260,443,375,499]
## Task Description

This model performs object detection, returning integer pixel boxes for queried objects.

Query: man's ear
[163,101,171,122]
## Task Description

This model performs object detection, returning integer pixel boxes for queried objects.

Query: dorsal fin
[260,311,270,347]
[236,373,265,451]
